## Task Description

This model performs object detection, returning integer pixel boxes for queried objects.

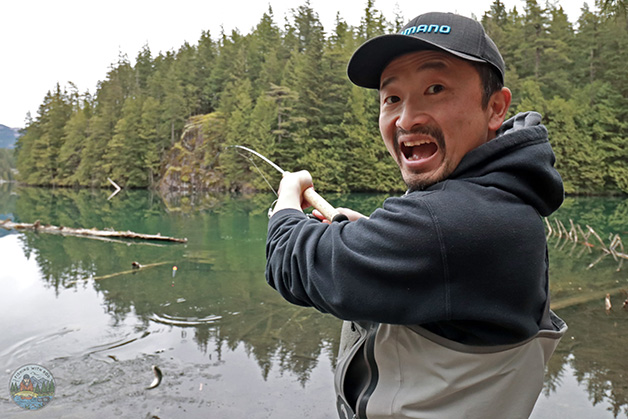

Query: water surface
[0,185,627,418]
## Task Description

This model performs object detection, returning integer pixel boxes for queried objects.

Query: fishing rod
[229,145,348,223]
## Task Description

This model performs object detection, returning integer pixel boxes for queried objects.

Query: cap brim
[347,34,486,89]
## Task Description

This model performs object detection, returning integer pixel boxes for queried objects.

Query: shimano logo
[401,25,451,35]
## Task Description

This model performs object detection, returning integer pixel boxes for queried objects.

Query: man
[266,12,566,419]
[19,374,34,399]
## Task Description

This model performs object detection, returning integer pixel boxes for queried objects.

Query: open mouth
[400,140,438,162]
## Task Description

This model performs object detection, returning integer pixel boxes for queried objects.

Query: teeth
[402,139,437,161]
[403,140,431,147]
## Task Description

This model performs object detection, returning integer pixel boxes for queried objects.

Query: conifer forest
[14,0,628,195]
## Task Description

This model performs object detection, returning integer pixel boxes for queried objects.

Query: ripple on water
[149,313,222,327]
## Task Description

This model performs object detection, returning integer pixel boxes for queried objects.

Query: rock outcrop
[158,113,224,193]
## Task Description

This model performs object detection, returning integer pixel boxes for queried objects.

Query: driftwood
[550,286,628,311]
[546,218,628,310]
[65,261,172,285]
[545,218,627,268]
[0,219,187,243]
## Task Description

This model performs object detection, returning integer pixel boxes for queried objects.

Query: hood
[449,111,564,216]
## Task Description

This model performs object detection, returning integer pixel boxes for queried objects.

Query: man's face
[378,51,495,190]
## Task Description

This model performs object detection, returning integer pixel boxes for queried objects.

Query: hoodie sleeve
[265,196,450,325]
[266,183,550,345]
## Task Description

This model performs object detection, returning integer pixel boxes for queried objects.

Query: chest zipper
[355,323,380,418]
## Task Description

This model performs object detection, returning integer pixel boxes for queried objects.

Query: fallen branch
[65,261,172,285]
[587,225,610,253]
[551,285,627,311]
[0,219,187,243]
[545,218,627,262]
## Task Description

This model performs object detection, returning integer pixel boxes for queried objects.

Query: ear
[487,87,512,132]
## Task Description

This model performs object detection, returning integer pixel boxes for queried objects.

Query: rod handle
[303,188,348,223]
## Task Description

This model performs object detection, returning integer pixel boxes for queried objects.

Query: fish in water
[14,390,38,399]
[605,293,612,313]
[146,365,162,390]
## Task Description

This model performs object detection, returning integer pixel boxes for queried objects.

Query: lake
[1,184,627,418]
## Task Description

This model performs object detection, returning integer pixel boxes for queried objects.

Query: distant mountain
[0,124,20,148]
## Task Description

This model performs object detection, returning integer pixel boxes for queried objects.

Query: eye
[383,95,400,105]
[426,84,444,94]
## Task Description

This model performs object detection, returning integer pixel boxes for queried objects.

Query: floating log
[65,261,173,285]
[551,285,628,311]
[0,219,187,243]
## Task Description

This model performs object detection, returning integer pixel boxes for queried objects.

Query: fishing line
[225,145,348,222]
[210,146,277,196]
[229,147,279,217]
[234,151,278,197]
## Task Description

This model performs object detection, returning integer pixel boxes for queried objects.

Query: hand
[271,170,314,216]
[312,207,368,224]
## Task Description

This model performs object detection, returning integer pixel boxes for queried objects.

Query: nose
[395,98,430,132]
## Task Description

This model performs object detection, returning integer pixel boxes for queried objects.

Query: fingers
[335,207,368,222]
[312,208,368,223]
[273,170,314,215]
[311,209,331,224]
[278,171,313,204]
[281,170,313,191]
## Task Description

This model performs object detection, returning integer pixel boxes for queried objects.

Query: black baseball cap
[347,12,505,89]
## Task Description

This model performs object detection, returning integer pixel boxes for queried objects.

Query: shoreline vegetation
[11,1,628,196]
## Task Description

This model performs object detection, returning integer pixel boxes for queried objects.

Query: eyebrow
[379,59,449,90]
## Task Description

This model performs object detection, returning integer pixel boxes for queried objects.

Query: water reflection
[540,196,628,418]
[1,184,627,418]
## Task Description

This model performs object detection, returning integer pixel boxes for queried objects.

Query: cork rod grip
[303,187,348,223]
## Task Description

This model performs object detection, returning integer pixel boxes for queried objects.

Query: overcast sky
[1,0,590,128]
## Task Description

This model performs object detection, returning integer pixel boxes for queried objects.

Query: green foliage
[14,0,628,195]
[0,148,15,181]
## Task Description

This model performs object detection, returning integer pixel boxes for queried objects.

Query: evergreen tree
[75,114,110,187]
[105,96,146,187]
[15,113,40,183]
[196,30,218,114]
[573,4,601,89]
[217,76,255,190]
[206,30,247,115]
[303,13,354,192]
[538,4,573,98]
[598,0,628,19]
[0,149,15,181]
[341,85,401,191]
[284,2,327,141]
[174,42,201,116]
[249,7,283,98]
[520,0,550,80]
[58,96,91,185]
[75,54,137,187]
[140,96,164,187]
[25,84,73,185]
[135,44,154,91]
[357,0,387,42]
[246,92,282,191]
[161,60,188,145]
